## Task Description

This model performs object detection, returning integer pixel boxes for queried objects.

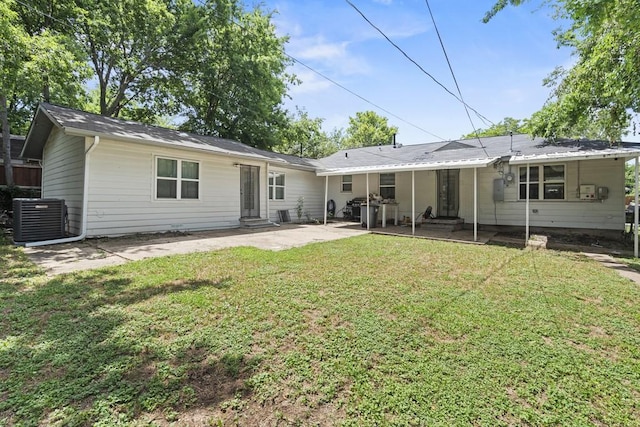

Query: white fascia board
[509,148,640,165]
[316,157,499,176]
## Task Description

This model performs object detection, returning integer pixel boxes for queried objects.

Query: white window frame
[341,175,353,193]
[269,171,286,200]
[379,173,396,199]
[155,156,200,200]
[518,164,566,201]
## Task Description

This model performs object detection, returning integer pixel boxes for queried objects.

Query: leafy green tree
[4,0,296,153]
[273,108,339,159]
[462,117,528,138]
[342,111,398,148]
[485,0,640,142]
[1,0,87,186]
[73,0,192,120]
[178,3,295,149]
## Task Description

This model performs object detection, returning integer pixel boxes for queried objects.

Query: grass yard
[1,234,639,426]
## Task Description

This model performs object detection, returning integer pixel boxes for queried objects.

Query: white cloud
[289,69,333,95]
[289,35,372,77]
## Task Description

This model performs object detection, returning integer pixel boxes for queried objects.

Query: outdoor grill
[346,197,368,221]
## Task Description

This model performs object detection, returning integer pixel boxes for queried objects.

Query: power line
[424,0,489,156]
[286,54,446,141]
[346,0,494,128]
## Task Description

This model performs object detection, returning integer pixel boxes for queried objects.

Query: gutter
[25,136,100,247]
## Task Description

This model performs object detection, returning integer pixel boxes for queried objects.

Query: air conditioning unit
[13,198,66,243]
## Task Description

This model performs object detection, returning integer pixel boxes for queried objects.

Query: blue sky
[255,0,575,145]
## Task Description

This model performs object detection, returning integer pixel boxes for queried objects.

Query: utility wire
[346,0,494,129]
[424,0,489,156]
[286,54,446,141]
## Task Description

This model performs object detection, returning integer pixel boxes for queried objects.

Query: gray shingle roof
[22,103,640,176]
[23,103,318,169]
[316,134,640,174]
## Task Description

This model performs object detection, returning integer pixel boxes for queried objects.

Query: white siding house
[20,103,640,244]
[22,103,324,239]
[316,136,640,236]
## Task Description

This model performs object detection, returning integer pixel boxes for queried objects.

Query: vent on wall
[13,198,66,243]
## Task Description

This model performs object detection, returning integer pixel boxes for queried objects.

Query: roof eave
[21,105,60,159]
[316,158,500,176]
[509,149,640,165]
[63,127,317,169]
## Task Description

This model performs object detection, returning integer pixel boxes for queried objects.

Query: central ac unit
[13,198,66,243]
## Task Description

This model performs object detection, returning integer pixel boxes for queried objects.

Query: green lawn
[1,234,639,426]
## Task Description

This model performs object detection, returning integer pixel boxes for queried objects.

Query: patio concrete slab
[24,223,369,276]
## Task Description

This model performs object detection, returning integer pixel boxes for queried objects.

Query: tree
[5,0,296,153]
[273,108,339,159]
[485,0,640,142]
[462,117,528,139]
[73,0,193,120]
[342,111,398,149]
[1,0,87,186]
[177,3,295,149]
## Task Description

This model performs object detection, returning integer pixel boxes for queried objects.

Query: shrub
[0,186,41,212]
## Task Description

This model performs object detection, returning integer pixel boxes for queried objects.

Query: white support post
[323,175,329,225]
[635,157,638,258]
[366,173,370,230]
[525,163,530,244]
[412,170,416,235]
[474,167,478,242]
[266,162,270,222]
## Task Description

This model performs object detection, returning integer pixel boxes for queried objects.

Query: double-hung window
[269,172,285,200]
[519,164,565,200]
[156,157,199,200]
[379,173,396,199]
[341,175,352,192]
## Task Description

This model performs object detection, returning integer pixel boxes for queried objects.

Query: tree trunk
[1,94,15,187]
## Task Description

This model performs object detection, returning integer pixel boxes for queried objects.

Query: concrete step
[239,218,277,229]
[423,218,464,231]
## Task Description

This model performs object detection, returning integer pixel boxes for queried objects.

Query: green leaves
[342,110,399,148]
[462,117,528,138]
[177,3,294,149]
[486,0,640,143]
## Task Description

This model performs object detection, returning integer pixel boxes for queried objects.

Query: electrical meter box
[580,184,596,200]
[597,186,609,200]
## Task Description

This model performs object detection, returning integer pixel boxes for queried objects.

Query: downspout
[26,135,100,247]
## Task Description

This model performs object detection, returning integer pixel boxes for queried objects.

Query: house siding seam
[41,129,85,235]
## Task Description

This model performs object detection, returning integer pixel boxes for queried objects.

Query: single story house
[0,134,42,189]
[20,103,324,242]
[19,103,640,249]
[315,135,640,242]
